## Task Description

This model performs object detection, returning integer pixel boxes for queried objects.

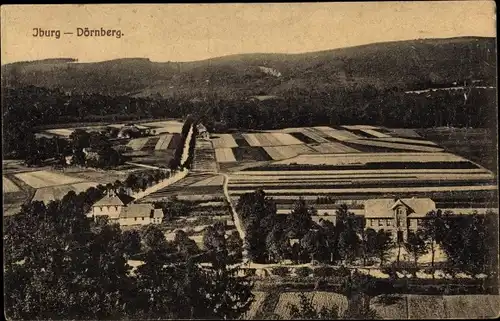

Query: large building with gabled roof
[88,190,164,226]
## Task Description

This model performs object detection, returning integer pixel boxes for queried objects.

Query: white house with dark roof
[89,191,164,226]
[364,198,436,242]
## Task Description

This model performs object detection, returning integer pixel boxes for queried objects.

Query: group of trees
[169,115,199,170]
[4,194,254,320]
[236,190,497,280]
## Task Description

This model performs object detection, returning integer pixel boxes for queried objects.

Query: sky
[1,2,496,65]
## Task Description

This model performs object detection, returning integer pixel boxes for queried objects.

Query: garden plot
[349,139,444,152]
[127,137,150,151]
[274,292,314,319]
[15,170,85,188]
[33,182,98,203]
[442,295,500,319]
[154,134,173,150]
[212,134,238,148]
[310,142,359,153]
[263,145,316,160]
[215,148,237,163]
[407,295,446,319]
[311,292,348,316]
[3,176,20,193]
[371,295,407,319]
[243,292,268,320]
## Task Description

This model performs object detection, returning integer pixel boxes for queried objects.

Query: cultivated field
[32,182,99,204]
[3,176,20,193]
[15,170,86,188]
[246,292,500,320]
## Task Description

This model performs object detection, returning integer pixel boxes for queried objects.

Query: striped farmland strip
[155,134,173,150]
[215,148,236,163]
[310,142,359,153]
[271,133,304,145]
[232,168,489,176]
[318,128,362,141]
[242,133,261,147]
[127,137,150,151]
[212,134,238,148]
[360,128,392,138]
[372,137,438,146]
[227,185,498,195]
[301,128,331,143]
[349,139,444,152]
[229,172,494,182]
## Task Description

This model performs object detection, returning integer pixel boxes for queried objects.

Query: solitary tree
[404,230,428,276]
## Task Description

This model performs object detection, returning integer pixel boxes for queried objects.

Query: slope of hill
[1,37,495,98]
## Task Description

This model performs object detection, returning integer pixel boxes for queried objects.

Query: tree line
[236,190,497,281]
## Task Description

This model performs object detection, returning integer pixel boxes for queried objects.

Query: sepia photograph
[1,2,498,319]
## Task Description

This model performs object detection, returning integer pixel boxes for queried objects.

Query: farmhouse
[197,123,210,140]
[364,198,436,242]
[117,124,141,138]
[88,191,164,226]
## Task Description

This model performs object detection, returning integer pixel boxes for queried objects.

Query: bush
[271,267,290,277]
[244,268,256,277]
[313,266,335,278]
[334,266,351,278]
[295,267,312,277]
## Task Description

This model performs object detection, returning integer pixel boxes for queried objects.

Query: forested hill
[1,37,496,98]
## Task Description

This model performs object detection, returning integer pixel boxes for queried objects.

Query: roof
[120,203,154,218]
[93,193,135,207]
[197,123,207,132]
[364,198,435,218]
[152,208,164,218]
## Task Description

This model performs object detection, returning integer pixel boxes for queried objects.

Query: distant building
[117,124,141,139]
[197,123,209,140]
[88,190,164,226]
[364,198,436,242]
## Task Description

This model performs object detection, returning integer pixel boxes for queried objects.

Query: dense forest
[2,37,495,97]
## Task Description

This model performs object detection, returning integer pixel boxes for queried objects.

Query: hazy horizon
[1,3,496,65]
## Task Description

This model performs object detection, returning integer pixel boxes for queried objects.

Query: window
[378,219,384,227]
[134,217,137,221]
[115,206,118,211]
[386,219,392,226]
[142,217,144,221]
